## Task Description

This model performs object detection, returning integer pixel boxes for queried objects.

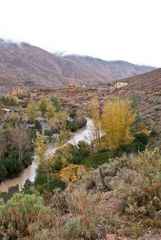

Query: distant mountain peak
[0,38,156,89]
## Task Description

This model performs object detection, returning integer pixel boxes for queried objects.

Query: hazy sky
[0,0,160,67]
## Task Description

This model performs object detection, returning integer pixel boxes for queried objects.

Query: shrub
[81,150,112,169]
[116,141,146,155]
[115,149,161,218]
[0,150,33,183]
[35,120,42,132]
[35,175,66,194]
[3,151,23,177]
[0,164,7,182]
[68,141,90,164]
[51,95,61,112]
[150,129,160,137]
[22,150,33,167]
[69,109,76,119]
[0,193,49,238]
[134,132,149,145]
[66,118,87,132]
[0,185,19,202]
[0,94,19,106]
[23,179,34,193]
[131,141,146,152]
[0,181,103,239]
[53,157,64,171]
[60,164,89,183]
[62,188,100,240]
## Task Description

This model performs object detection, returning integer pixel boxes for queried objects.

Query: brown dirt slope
[111,69,161,146]
[0,39,154,89]
[115,68,161,93]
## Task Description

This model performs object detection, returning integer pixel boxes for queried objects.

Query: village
[0,80,128,109]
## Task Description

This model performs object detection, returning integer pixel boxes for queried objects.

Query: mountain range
[0,39,155,89]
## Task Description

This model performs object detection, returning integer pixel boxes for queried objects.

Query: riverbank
[0,118,93,192]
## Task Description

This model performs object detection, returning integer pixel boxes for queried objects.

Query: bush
[150,129,160,137]
[60,164,89,183]
[22,151,33,167]
[35,174,66,194]
[0,164,7,182]
[116,133,149,156]
[0,150,33,183]
[3,151,23,177]
[132,141,146,152]
[53,157,64,171]
[0,193,49,238]
[115,149,161,218]
[66,118,87,132]
[35,120,42,132]
[62,188,100,240]
[69,109,76,119]
[23,179,34,193]
[134,132,149,145]
[0,94,19,106]
[0,187,102,239]
[81,150,112,169]
[0,185,19,202]
[68,141,90,165]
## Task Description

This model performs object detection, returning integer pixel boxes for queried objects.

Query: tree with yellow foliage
[34,132,47,160]
[46,103,56,119]
[48,111,67,130]
[60,164,89,183]
[34,132,50,182]
[101,97,136,149]
[26,102,38,122]
[88,98,102,152]
[39,98,48,117]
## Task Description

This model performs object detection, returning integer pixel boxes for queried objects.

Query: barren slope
[0,39,155,88]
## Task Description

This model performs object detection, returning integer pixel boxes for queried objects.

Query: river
[0,118,94,192]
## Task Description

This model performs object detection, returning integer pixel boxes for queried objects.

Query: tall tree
[49,111,67,131]
[51,95,61,112]
[46,103,56,119]
[88,98,102,152]
[34,132,47,161]
[26,102,38,122]
[34,132,49,182]
[39,98,48,117]
[11,127,31,161]
[101,97,136,149]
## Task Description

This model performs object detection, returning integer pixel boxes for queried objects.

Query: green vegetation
[51,95,61,112]
[0,150,32,181]
[81,150,112,168]
[0,95,87,184]
[0,193,49,238]
[0,94,19,106]
[66,108,87,132]
[0,188,101,239]
[115,148,161,218]
[0,96,160,239]
[0,127,33,182]
[66,118,87,132]
[35,175,66,194]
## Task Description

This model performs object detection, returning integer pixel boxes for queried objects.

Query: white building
[114,82,128,89]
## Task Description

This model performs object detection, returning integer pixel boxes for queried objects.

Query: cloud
[0,0,160,67]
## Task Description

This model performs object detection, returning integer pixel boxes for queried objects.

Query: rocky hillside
[0,39,155,89]
[114,68,161,93]
[112,68,161,146]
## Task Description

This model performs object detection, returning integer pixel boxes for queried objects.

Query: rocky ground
[79,157,161,240]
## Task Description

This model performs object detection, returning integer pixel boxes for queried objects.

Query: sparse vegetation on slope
[0,39,154,88]
[0,95,160,240]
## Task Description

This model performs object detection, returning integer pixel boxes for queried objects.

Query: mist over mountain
[0,39,155,88]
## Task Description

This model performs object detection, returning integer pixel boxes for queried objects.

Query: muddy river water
[0,119,94,192]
